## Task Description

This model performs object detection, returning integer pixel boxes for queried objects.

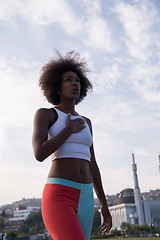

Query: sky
[0,0,160,206]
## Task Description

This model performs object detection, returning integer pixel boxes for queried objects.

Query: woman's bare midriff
[47,158,92,184]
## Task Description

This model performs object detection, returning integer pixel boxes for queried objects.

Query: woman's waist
[48,158,92,184]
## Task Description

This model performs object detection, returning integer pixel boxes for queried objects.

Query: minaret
[159,155,160,173]
[132,153,145,225]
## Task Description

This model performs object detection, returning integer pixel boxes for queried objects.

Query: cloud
[0,0,82,35]
[0,56,51,164]
[130,61,160,102]
[81,0,117,52]
[0,56,52,205]
[0,0,22,22]
[0,57,40,124]
[115,0,158,60]
[0,164,49,205]
[90,63,121,94]
[81,0,101,15]
[84,15,116,52]
[0,0,116,52]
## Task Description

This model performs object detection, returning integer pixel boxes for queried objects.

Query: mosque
[108,153,160,229]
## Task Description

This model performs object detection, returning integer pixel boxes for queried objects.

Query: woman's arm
[32,108,86,162]
[85,118,112,234]
[90,144,112,234]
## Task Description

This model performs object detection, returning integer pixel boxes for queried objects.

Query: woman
[32,51,112,240]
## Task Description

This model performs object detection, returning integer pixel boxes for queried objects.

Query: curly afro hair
[39,51,93,105]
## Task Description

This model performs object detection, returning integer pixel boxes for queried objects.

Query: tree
[120,222,133,236]
[0,215,4,227]
[149,224,156,234]
[6,231,17,239]
[20,209,45,236]
[110,228,121,237]
[1,210,6,217]
[120,222,156,236]
[91,210,101,237]
[20,224,29,234]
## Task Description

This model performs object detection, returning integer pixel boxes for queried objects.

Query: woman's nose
[72,79,78,85]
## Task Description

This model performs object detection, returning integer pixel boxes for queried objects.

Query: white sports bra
[48,108,92,162]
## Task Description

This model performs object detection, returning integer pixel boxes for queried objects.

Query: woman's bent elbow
[34,151,45,162]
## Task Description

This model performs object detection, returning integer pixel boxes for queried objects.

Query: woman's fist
[65,113,86,133]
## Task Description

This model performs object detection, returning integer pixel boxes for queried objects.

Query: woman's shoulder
[82,116,92,131]
[34,108,57,127]
[35,107,54,117]
[82,116,91,123]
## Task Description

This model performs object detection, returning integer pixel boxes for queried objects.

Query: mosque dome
[116,188,135,204]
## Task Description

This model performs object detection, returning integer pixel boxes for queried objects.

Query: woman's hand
[100,205,112,235]
[65,113,86,133]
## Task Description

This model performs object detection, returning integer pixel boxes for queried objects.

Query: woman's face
[58,71,81,102]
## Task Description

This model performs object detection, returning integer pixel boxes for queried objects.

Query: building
[108,153,160,229]
[2,205,40,233]
[10,205,40,222]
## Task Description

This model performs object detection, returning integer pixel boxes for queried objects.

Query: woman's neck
[56,102,76,115]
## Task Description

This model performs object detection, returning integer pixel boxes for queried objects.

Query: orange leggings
[42,178,94,240]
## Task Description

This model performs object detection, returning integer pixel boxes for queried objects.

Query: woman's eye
[64,77,80,82]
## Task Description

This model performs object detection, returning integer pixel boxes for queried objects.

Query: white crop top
[48,108,93,162]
